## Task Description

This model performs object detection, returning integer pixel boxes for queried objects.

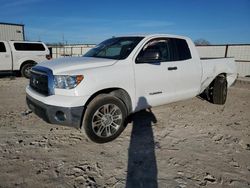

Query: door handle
[168,66,177,71]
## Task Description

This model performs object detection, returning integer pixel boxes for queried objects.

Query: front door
[133,38,179,111]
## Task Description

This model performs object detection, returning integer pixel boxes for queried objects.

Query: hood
[38,56,117,74]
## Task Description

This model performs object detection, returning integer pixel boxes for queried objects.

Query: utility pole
[62,33,65,45]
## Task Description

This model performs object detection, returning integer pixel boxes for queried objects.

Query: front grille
[30,69,49,95]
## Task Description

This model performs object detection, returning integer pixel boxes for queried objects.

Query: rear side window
[0,42,6,52]
[172,38,192,61]
[14,43,45,51]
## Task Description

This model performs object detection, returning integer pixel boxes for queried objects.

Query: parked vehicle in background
[0,41,51,78]
[26,34,237,143]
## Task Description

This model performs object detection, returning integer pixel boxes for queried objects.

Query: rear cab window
[173,38,192,61]
[0,42,6,52]
[14,43,46,51]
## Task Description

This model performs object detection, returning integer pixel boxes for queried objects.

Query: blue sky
[0,0,249,44]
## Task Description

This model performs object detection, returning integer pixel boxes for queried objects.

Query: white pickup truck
[0,41,50,78]
[26,34,237,143]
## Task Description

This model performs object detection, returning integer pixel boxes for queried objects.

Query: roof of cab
[115,33,190,40]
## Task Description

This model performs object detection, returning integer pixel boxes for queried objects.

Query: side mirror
[136,49,162,63]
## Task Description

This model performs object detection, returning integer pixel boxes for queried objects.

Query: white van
[0,41,50,78]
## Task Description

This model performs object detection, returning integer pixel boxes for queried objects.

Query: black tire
[82,94,127,143]
[21,63,34,78]
[212,76,227,105]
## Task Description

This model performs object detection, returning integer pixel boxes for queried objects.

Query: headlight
[54,75,84,89]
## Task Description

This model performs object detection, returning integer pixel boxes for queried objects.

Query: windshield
[84,37,144,60]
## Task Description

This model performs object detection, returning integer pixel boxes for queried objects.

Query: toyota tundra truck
[26,34,237,143]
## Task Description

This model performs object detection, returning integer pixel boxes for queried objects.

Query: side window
[137,38,175,62]
[14,43,45,51]
[0,42,6,52]
[172,38,192,60]
[136,38,192,63]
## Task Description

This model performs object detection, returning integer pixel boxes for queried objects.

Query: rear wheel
[21,63,35,78]
[82,94,127,143]
[212,75,227,105]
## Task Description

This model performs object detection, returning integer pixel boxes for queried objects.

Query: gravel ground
[0,77,249,188]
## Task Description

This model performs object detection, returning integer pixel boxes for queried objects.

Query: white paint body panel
[0,41,12,70]
[26,34,237,112]
[200,58,237,92]
[0,41,49,71]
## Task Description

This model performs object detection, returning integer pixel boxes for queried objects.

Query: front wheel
[82,94,127,143]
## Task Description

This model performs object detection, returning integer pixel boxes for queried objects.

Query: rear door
[169,38,202,100]
[0,41,12,71]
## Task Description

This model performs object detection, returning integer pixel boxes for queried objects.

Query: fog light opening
[55,111,66,122]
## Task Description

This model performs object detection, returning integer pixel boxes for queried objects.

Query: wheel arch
[217,72,227,79]
[20,60,37,72]
[201,72,227,93]
[80,87,132,127]
[210,73,227,87]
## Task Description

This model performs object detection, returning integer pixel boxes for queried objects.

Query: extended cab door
[133,37,202,110]
[0,41,12,71]
[167,38,202,100]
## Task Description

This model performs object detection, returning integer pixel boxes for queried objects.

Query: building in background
[0,22,25,41]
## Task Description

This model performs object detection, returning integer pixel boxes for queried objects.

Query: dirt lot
[0,77,249,188]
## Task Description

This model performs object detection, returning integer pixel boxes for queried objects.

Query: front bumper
[26,94,84,129]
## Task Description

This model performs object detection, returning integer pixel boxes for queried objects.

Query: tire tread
[212,76,227,105]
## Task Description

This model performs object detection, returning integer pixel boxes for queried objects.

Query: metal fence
[49,44,95,58]
[49,44,250,77]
